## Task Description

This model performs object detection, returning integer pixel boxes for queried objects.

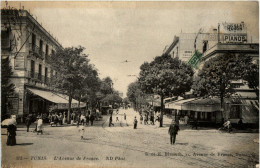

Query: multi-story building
[164,22,259,125]
[1,9,84,122]
[164,28,218,62]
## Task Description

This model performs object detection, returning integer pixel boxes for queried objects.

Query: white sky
[4,1,259,97]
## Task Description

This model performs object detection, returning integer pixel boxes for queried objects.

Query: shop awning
[27,88,86,109]
[165,97,221,112]
[27,88,69,104]
[165,98,196,110]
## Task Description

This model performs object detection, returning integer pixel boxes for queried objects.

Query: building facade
[1,9,84,122]
[164,22,259,125]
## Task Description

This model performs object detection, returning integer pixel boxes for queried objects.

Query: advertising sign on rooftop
[221,22,247,43]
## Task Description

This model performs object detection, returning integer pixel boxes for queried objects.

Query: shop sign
[57,103,85,109]
[221,22,246,33]
[223,34,247,43]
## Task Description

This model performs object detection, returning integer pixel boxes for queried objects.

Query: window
[38,64,42,80]
[32,33,36,50]
[1,30,10,49]
[39,40,43,55]
[30,60,35,78]
[172,51,175,57]
[176,47,179,57]
[203,40,208,53]
[45,67,48,83]
[52,49,55,55]
[45,45,49,56]
[230,105,241,119]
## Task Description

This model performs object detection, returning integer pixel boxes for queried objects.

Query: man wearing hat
[168,120,180,145]
[133,116,138,129]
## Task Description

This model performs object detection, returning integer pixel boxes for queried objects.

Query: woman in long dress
[62,112,66,124]
[37,117,43,135]
[6,119,17,146]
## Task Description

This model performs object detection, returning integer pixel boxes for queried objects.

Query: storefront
[26,87,86,117]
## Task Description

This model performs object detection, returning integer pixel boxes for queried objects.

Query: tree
[1,57,15,119]
[50,46,88,122]
[192,53,254,118]
[122,97,130,106]
[100,77,113,95]
[75,63,99,111]
[127,81,147,111]
[101,92,122,107]
[243,62,259,100]
[139,54,194,126]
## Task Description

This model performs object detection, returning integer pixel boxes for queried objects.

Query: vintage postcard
[1,1,259,168]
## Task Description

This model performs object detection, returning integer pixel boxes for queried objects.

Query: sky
[3,1,259,97]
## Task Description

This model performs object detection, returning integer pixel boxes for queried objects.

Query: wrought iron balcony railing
[29,44,44,60]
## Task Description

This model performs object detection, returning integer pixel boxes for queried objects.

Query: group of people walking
[49,112,66,126]
[139,110,162,127]
[25,114,43,135]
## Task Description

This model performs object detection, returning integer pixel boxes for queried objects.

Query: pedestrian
[59,112,63,125]
[109,114,114,127]
[150,114,154,125]
[86,114,90,126]
[238,118,243,130]
[71,112,75,124]
[223,119,232,133]
[77,113,81,127]
[144,114,148,125]
[184,115,189,126]
[6,118,17,146]
[90,113,95,126]
[140,115,143,124]
[78,125,85,140]
[63,112,66,124]
[133,116,138,129]
[80,114,85,125]
[124,113,126,120]
[37,117,43,135]
[25,114,32,132]
[168,120,180,145]
[54,113,59,126]
[192,118,198,130]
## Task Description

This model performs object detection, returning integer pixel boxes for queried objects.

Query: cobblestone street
[1,108,259,168]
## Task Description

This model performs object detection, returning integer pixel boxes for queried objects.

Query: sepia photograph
[1,1,259,168]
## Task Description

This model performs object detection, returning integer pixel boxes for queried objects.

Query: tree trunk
[68,95,72,124]
[220,93,224,120]
[78,94,81,113]
[160,95,164,127]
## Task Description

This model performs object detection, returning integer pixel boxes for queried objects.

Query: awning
[165,98,196,110]
[232,92,257,99]
[27,88,86,109]
[28,88,69,104]
[165,98,221,112]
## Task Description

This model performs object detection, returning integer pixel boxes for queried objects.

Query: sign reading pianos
[221,22,247,43]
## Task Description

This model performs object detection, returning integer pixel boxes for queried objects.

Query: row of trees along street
[127,53,259,127]
[49,46,122,122]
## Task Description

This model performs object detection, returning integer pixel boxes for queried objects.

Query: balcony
[27,71,50,85]
[29,44,44,60]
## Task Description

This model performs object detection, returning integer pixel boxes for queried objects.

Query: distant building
[118,92,123,98]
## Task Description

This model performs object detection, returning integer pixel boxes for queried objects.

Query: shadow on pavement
[16,143,33,146]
